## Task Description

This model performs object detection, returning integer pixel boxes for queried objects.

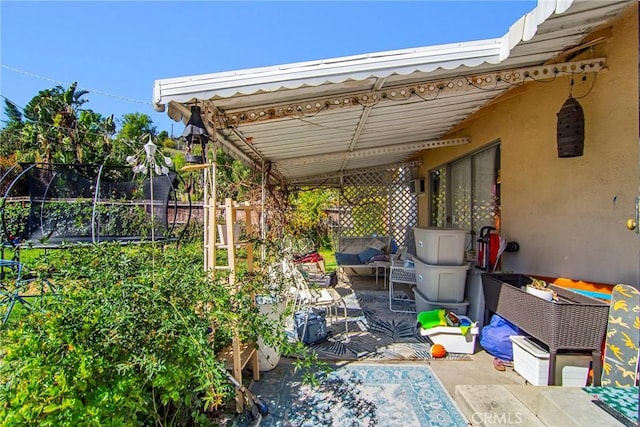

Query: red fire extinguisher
[477,226,500,272]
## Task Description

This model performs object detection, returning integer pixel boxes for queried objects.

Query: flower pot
[255,295,288,371]
[525,285,554,301]
[217,223,241,245]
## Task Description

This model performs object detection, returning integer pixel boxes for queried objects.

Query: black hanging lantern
[182,105,210,163]
[556,97,584,158]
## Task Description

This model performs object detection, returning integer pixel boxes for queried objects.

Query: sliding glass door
[429,143,500,251]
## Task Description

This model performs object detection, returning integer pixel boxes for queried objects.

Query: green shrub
[162,138,177,149]
[0,242,292,425]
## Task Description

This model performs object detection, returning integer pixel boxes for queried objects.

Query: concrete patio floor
[249,273,627,426]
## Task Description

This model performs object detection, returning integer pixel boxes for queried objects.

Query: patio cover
[153,0,633,186]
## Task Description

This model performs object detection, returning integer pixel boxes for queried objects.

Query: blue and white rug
[251,362,468,426]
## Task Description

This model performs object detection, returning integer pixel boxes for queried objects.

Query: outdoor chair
[281,257,350,343]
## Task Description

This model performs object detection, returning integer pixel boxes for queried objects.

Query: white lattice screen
[335,166,418,251]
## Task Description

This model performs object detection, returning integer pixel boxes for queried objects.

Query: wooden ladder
[213,198,259,413]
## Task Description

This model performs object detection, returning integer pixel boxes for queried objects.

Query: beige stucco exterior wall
[417,4,638,285]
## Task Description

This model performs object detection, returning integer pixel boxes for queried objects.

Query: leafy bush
[0,242,293,425]
[162,138,177,149]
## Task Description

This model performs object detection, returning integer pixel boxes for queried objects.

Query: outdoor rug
[583,386,639,427]
[293,290,472,361]
[249,361,468,426]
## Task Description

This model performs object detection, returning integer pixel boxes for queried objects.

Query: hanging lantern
[182,105,210,163]
[556,97,584,158]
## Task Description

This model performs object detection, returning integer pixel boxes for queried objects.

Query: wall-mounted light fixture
[556,96,584,158]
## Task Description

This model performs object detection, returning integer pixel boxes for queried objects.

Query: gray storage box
[414,287,469,315]
[414,257,469,302]
[413,227,467,265]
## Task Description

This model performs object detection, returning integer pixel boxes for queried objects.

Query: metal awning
[153,0,633,186]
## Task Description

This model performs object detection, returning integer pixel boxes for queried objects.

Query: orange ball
[430,344,447,358]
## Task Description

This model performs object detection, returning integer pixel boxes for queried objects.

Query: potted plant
[526,277,555,301]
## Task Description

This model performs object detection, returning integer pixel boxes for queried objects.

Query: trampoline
[0,258,57,325]
[0,163,190,248]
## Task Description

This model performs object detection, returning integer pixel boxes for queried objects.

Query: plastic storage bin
[413,227,467,265]
[510,335,592,386]
[414,257,469,302]
[414,287,469,315]
[419,319,479,354]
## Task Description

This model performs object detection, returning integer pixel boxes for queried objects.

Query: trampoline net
[1,163,181,246]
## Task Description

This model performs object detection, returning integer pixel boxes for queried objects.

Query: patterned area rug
[294,290,471,361]
[583,386,639,426]
[250,362,468,427]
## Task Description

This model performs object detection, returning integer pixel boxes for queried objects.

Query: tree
[18,82,116,164]
[116,113,157,143]
[109,113,159,164]
[0,100,26,158]
[288,187,338,248]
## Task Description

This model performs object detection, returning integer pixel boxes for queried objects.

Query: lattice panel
[336,167,418,251]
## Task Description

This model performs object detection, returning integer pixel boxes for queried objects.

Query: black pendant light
[556,96,585,158]
[182,105,210,163]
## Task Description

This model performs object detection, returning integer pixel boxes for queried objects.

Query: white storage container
[414,257,469,302]
[414,287,469,315]
[413,227,467,265]
[419,322,479,354]
[510,336,592,386]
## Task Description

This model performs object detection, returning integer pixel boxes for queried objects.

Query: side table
[374,260,392,288]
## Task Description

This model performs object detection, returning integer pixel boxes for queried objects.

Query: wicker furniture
[482,273,609,385]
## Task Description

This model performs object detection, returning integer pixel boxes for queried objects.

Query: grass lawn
[1,248,49,265]
[318,249,337,272]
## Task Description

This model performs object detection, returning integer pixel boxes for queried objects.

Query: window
[429,144,500,251]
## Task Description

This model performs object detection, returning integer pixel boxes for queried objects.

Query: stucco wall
[418,5,638,285]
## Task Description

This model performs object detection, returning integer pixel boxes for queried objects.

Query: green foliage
[1,195,164,245]
[0,100,25,158]
[0,243,232,425]
[0,201,30,240]
[18,82,116,165]
[0,241,318,425]
[174,217,204,244]
[0,85,177,168]
[352,202,385,236]
[116,113,157,144]
[213,148,252,201]
[162,138,176,149]
[0,83,117,165]
[288,188,338,250]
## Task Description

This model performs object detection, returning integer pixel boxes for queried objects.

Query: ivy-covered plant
[0,241,306,425]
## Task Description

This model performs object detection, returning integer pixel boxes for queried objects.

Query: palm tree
[22,82,115,164]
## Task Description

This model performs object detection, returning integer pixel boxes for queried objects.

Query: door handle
[626,196,639,233]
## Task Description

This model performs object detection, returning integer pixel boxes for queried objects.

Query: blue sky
[1,1,536,136]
